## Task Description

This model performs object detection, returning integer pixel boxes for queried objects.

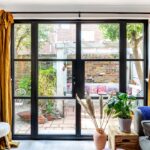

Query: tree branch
[16,29,30,52]
[137,36,143,44]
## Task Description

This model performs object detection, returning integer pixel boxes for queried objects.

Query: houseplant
[43,100,55,121]
[76,94,112,150]
[105,92,136,133]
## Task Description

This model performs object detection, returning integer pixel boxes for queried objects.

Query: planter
[44,114,55,121]
[17,111,47,124]
[38,115,47,124]
[118,118,132,133]
[93,128,107,150]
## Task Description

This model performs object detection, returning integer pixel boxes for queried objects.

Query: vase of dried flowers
[76,94,112,150]
[93,128,107,150]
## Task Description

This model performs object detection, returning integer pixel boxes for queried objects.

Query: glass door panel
[81,24,119,59]
[38,99,76,135]
[38,61,72,97]
[14,99,31,134]
[85,61,119,96]
[127,23,144,59]
[127,61,144,97]
[38,24,76,59]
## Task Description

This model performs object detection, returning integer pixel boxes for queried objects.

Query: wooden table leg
[4,136,10,150]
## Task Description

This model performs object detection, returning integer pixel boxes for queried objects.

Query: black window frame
[11,19,148,140]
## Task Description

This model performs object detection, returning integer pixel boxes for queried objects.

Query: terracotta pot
[93,128,107,150]
[45,114,55,121]
[118,118,132,133]
[38,115,47,124]
[17,111,47,124]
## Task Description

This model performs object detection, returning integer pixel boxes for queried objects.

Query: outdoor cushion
[0,122,10,138]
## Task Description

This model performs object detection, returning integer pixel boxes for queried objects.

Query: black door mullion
[119,22,127,93]
[143,21,148,105]
[31,22,38,138]
[75,60,84,136]
[75,22,83,136]
[11,24,15,137]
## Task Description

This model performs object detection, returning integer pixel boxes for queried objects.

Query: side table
[108,125,139,150]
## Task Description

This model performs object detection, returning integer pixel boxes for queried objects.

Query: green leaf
[117,92,127,100]
[106,92,135,119]
[127,95,136,100]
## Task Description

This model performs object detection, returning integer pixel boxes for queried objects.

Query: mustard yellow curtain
[0,10,14,149]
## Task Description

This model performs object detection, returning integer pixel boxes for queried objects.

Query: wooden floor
[11,140,110,150]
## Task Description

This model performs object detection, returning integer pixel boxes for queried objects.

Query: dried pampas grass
[76,94,112,131]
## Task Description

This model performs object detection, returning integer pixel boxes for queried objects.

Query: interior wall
[2,4,150,13]
[12,13,150,20]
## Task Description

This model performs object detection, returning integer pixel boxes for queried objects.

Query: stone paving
[14,101,122,135]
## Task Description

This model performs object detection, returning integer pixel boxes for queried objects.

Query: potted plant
[106,92,136,133]
[44,100,55,121]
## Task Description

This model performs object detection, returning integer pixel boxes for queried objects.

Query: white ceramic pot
[118,118,132,133]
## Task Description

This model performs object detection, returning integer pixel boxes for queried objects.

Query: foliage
[15,24,52,55]
[127,24,143,43]
[45,100,55,114]
[105,92,136,119]
[38,64,56,114]
[98,23,143,42]
[18,65,56,97]
[18,76,31,96]
[38,24,53,49]
[99,23,143,86]
[38,65,56,96]
[15,24,31,52]
[99,24,119,41]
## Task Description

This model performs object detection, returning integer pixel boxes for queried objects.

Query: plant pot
[38,115,47,124]
[118,118,132,133]
[17,111,47,124]
[93,128,107,150]
[45,114,55,121]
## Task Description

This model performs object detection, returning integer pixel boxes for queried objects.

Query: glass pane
[38,99,75,135]
[81,24,119,59]
[38,24,76,59]
[127,23,144,59]
[85,61,119,96]
[38,61,72,97]
[127,61,144,97]
[15,61,31,97]
[14,99,31,134]
[135,99,144,107]
[14,24,31,59]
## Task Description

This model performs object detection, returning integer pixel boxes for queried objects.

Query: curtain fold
[0,9,14,149]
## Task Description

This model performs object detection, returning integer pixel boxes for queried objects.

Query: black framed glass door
[11,20,148,140]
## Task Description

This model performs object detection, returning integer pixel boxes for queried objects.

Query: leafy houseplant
[106,92,136,133]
